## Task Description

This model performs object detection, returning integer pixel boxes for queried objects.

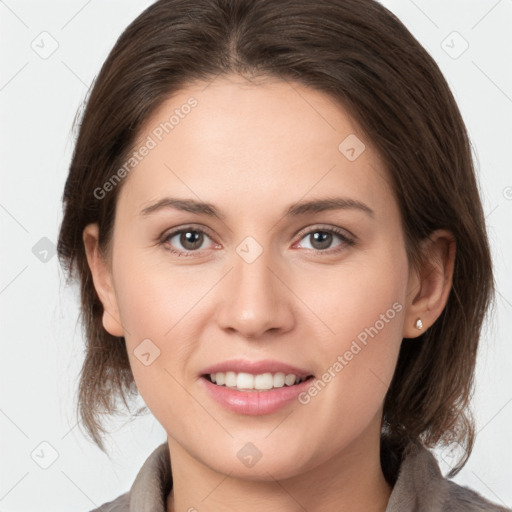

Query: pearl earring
[415,318,423,330]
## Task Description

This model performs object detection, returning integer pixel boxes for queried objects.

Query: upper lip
[201,359,314,379]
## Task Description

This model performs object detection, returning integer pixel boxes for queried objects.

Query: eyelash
[159,224,356,258]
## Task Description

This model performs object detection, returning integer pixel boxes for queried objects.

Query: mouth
[201,372,315,392]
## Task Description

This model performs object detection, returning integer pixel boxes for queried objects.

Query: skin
[83,74,455,512]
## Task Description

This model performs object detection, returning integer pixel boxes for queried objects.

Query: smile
[205,371,313,391]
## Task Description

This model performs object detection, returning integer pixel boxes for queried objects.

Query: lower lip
[200,376,315,415]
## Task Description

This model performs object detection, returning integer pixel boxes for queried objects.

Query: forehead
[116,74,394,220]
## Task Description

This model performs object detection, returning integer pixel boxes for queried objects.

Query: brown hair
[57,0,494,475]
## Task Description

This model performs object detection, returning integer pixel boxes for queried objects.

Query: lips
[200,366,316,415]
[200,358,314,380]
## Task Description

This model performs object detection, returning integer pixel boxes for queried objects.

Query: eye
[160,226,218,256]
[294,225,355,254]
[160,224,355,257]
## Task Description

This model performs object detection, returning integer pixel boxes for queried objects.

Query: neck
[166,420,391,512]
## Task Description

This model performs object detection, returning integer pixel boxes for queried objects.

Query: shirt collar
[125,438,460,512]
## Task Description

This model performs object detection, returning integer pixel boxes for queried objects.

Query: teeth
[225,371,237,387]
[208,371,308,390]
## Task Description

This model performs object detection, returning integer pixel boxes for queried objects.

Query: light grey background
[1,1,511,510]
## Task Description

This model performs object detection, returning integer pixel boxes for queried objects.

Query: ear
[403,229,456,338]
[82,223,124,337]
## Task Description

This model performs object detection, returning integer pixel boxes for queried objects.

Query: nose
[215,247,295,339]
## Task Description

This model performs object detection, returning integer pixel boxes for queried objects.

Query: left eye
[295,228,353,252]
[161,226,354,256]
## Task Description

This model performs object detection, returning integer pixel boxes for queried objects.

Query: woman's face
[94,75,416,480]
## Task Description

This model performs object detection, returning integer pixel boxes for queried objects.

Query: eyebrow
[140,196,375,219]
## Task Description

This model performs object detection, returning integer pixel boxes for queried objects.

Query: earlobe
[82,224,125,337]
[403,230,456,338]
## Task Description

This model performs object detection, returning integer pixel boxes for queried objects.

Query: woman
[57,0,511,510]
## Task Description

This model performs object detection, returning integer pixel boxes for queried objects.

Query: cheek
[296,243,407,353]
[109,250,206,407]
[295,243,407,412]
[112,242,209,339]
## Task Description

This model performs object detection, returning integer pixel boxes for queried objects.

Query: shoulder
[87,442,171,512]
[441,479,510,512]
[88,491,130,512]
[385,439,511,512]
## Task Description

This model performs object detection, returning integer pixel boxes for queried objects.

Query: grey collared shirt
[90,440,511,511]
